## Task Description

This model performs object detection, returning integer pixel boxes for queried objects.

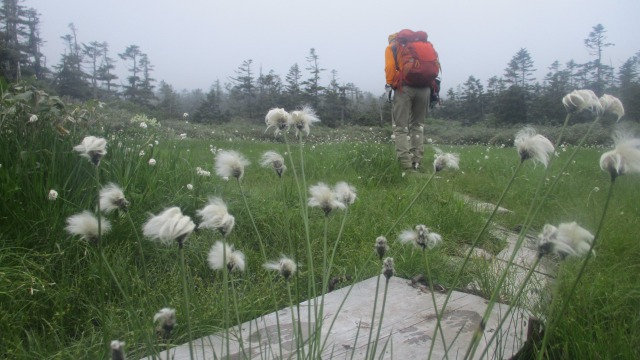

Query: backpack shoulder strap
[391,43,399,71]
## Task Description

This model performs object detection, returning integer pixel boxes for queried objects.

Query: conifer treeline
[1,2,638,125]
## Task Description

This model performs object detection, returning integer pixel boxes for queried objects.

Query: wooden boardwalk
[144,276,530,359]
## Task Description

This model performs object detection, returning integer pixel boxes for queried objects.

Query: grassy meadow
[1,96,639,359]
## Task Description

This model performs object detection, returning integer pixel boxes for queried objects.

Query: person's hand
[385,84,393,103]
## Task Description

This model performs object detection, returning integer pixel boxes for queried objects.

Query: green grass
[1,108,639,359]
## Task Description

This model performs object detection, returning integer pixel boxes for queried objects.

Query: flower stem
[384,171,436,237]
[478,256,542,359]
[428,160,523,359]
[95,165,102,246]
[363,273,381,360]
[98,250,158,359]
[423,250,449,358]
[369,276,391,359]
[237,180,284,358]
[126,212,148,283]
[230,277,248,359]
[536,178,614,360]
[178,247,194,360]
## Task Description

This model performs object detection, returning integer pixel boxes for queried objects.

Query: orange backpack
[392,29,440,91]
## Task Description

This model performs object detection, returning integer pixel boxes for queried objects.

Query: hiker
[385,29,440,172]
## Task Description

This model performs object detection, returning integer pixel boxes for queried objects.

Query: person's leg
[408,87,430,168]
[392,89,413,169]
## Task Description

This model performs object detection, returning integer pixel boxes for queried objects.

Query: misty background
[3,0,640,126]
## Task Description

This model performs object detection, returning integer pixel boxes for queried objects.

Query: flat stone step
[144,276,529,359]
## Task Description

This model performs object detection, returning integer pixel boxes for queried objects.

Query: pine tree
[584,24,615,95]
[119,45,142,102]
[302,48,325,108]
[229,59,256,119]
[284,63,303,108]
[504,48,536,88]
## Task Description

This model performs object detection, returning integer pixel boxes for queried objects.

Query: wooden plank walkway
[144,276,530,359]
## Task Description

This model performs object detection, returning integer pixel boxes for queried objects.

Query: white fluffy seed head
[514,127,554,167]
[197,197,235,236]
[99,183,129,213]
[308,182,346,215]
[290,106,320,136]
[208,241,246,272]
[599,131,640,179]
[333,181,357,205]
[65,210,111,243]
[142,207,195,246]
[73,136,107,165]
[215,150,250,180]
[263,256,297,280]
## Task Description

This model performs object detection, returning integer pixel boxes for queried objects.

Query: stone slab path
[144,276,529,360]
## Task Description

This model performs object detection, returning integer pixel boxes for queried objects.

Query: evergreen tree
[54,26,90,99]
[137,53,156,106]
[194,81,229,124]
[23,8,44,80]
[96,42,118,98]
[0,1,44,82]
[504,48,536,88]
[617,53,640,121]
[584,24,615,95]
[82,41,105,98]
[119,44,142,102]
[460,75,484,124]
[321,69,343,127]
[302,48,325,108]
[535,60,570,124]
[284,63,303,108]
[156,80,179,118]
[229,59,256,119]
[256,68,283,113]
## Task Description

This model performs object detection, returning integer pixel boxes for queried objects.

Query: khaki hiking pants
[392,86,431,169]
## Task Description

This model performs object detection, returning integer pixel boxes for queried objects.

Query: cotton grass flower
[208,241,246,272]
[260,151,286,177]
[48,189,58,201]
[99,183,129,213]
[599,131,640,180]
[196,167,211,177]
[514,127,554,167]
[562,89,603,114]
[148,158,156,166]
[73,136,107,165]
[333,181,357,206]
[290,106,320,136]
[398,225,442,250]
[375,236,389,260]
[263,256,297,280]
[154,307,177,339]
[537,222,595,260]
[433,147,460,172]
[196,197,235,236]
[143,207,195,248]
[599,94,624,121]
[110,340,126,360]
[28,114,38,123]
[265,108,291,135]
[65,210,111,243]
[308,182,346,215]
[215,150,250,180]
[382,257,395,280]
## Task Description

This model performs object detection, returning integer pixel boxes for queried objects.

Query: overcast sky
[25,0,640,96]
